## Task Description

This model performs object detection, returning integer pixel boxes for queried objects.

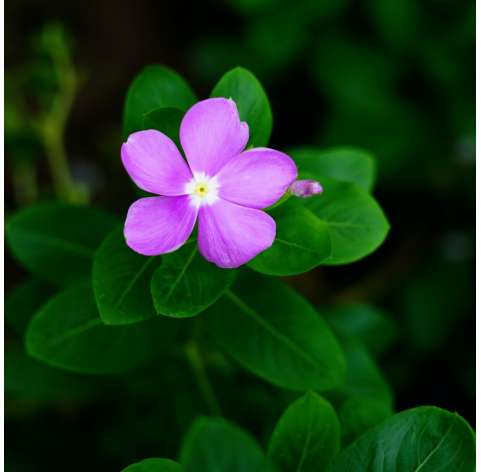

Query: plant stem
[39,35,87,204]
[185,340,222,416]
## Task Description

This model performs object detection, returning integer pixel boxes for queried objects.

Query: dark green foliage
[6,203,119,286]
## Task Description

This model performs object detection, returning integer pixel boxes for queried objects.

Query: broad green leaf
[304,177,389,265]
[26,281,178,374]
[325,338,393,443]
[325,304,397,356]
[123,65,196,137]
[6,203,119,286]
[143,107,184,148]
[180,417,272,472]
[330,406,475,471]
[204,272,346,391]
[268,392,340,472]
[93,227,161,325]
[289,147,377,192]
[151,241,236,318]
[211,67,272,147]
[6,278,55,338]
[5,345,103,403]
[121,458,182,472]
[249,200,331,275]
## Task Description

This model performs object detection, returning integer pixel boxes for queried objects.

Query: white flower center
[185,172,219,207]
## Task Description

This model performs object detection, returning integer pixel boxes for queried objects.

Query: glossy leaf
[143,107,184,148]
[151,241,236,318]
[331,406,475,471]
[121,458,182,472]
[204,272,346,391]
[211,66,272,147]
[304,177,389,265]
[93,227,161,325]
[6,203,119,286]
[180,417,272,472]
[5,278,55,338]
[123,65,196,137]
[249,199,331,275]
[26,281,178,374]
[290,147,376,191]
[268,392,340,472]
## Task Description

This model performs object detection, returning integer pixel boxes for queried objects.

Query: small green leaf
[330,407,475,471]
[268,392,340,472]
[6,278,56,338]
[249,199,331,275]
[304,177,389,265]
[143,107,184,148]
[211,67,273,147]
[204,272,346,391]
[26,281,178,374]
[93,227,161,325]
[123,65,197,138]
[290,147,377,191]
[151,241,236,318]
[180,417,272,472]
[6,203,119,286]
[121,458,182,472]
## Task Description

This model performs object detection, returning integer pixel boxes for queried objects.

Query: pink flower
[121,98,298,268]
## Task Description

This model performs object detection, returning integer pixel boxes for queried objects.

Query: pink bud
[289,179,323,198]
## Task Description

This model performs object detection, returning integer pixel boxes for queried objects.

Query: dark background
[5,0,475,470]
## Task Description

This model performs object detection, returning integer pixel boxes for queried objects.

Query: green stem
[39,39,87,204]
[185,340,221,416]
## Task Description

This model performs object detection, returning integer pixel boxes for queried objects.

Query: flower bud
[289,179,323,198]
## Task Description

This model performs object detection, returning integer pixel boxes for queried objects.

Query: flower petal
[216,148,298,209]
[124,196,197,256]
[180,98,249,176]
[197,199,275,268]
[122,130,192,195]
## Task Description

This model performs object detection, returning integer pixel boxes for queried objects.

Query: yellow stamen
[194,183,209,197]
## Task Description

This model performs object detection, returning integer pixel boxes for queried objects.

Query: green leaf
[290,147,377,192]
[143,107,184,148]
[249,199,331,275]
[6,278,56,338]
[180,417,272,472]
[325,304,397,356]
[121,458,182,472]
[6,203,119,286]
[211,67,272,147]
[326,338,393,443]
[268,392,341,472]
[330,406,475,471]
[204,272,346,391]
[5,345,103,404]
[26,281,178,374]
[93,227,161,325]
[304,177,389,265]
[123,65,197,138]
[151,241,236,318]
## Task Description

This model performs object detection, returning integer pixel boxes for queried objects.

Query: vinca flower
[121,97,297,268]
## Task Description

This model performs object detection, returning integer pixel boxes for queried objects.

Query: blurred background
[5,0,475,470]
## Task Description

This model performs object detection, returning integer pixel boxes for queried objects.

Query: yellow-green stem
[185,340,222,416]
